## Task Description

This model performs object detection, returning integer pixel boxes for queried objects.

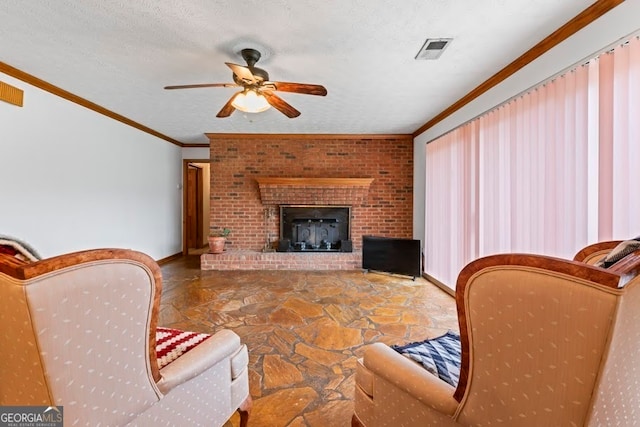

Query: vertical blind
[425,35,640,289]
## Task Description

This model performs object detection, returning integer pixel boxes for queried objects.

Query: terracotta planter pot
[208,236,226,254]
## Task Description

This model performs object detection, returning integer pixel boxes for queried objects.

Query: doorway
[183,160,210,255]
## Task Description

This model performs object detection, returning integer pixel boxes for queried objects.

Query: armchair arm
[363,343,459,415]
[156,329,242,394]
[0,253,28,279]
[573,240,622,264]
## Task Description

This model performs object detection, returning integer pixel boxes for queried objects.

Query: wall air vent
[415,38,453,60]
[0,81,24,106]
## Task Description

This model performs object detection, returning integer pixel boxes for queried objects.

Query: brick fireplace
[201,134,413,270]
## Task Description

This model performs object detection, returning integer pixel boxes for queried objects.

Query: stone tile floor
[159,255,458,427]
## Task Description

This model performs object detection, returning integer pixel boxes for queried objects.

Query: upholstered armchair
[353,241,640,426]
[0,248,251,427]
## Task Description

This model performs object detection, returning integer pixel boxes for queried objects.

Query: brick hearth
[201,250,362,271]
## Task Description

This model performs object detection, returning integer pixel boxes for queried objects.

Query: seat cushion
[230,344,249,379]
[156,327,211,369]
[392,330,461,387]
[355,358,374,397]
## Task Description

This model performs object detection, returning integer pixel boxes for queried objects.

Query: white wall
[0,71,183,260]
[182,146,209,160]
[413,0,640,246]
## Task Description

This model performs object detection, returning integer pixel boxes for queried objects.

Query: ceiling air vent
[415,38,453,60]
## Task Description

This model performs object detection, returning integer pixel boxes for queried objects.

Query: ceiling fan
[164,48,327,118]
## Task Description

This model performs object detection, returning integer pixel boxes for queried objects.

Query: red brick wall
[208,135,413,251]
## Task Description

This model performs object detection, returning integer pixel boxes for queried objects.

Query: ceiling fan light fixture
[231,89,271,113]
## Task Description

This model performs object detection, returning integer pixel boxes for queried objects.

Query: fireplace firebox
[278,205,351,252]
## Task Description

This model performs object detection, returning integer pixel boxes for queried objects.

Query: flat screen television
[362,235,421,279]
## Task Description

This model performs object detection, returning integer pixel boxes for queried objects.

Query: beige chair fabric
[0,249,250,427]
[353,242,640,427]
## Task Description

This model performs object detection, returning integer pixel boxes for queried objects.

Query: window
[425,35,640,288]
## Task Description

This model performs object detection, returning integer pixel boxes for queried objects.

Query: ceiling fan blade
[225,62,257,84]
[216,93,239,118]
[262,91,301,118]
[264,81,327,96]
[164,83,238,90]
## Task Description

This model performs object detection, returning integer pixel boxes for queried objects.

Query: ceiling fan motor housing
[233,67,269,85]
[241,48,261,67]
[233,48,269,84]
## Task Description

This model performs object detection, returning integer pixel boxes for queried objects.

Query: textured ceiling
[0,0,596,144]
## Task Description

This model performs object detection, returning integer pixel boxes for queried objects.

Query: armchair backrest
[453,251,640,426]
[0,249,163,425]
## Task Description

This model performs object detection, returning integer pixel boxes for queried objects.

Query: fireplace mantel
[256,177,374,205]
[256,177,374,186]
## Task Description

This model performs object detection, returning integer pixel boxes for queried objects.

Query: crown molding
[0,62,184,147]
[413,0,625,138]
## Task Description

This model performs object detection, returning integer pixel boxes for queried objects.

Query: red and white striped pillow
[156,327,211,369]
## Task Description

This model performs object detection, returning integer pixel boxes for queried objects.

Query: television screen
[362,235,421,279]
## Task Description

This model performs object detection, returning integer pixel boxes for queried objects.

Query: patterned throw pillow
[596,237,640,268]
[392,330,461,387]
[156,327,211,369]
[0,235,41,262]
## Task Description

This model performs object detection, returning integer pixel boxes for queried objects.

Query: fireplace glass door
[279,205,351,252]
